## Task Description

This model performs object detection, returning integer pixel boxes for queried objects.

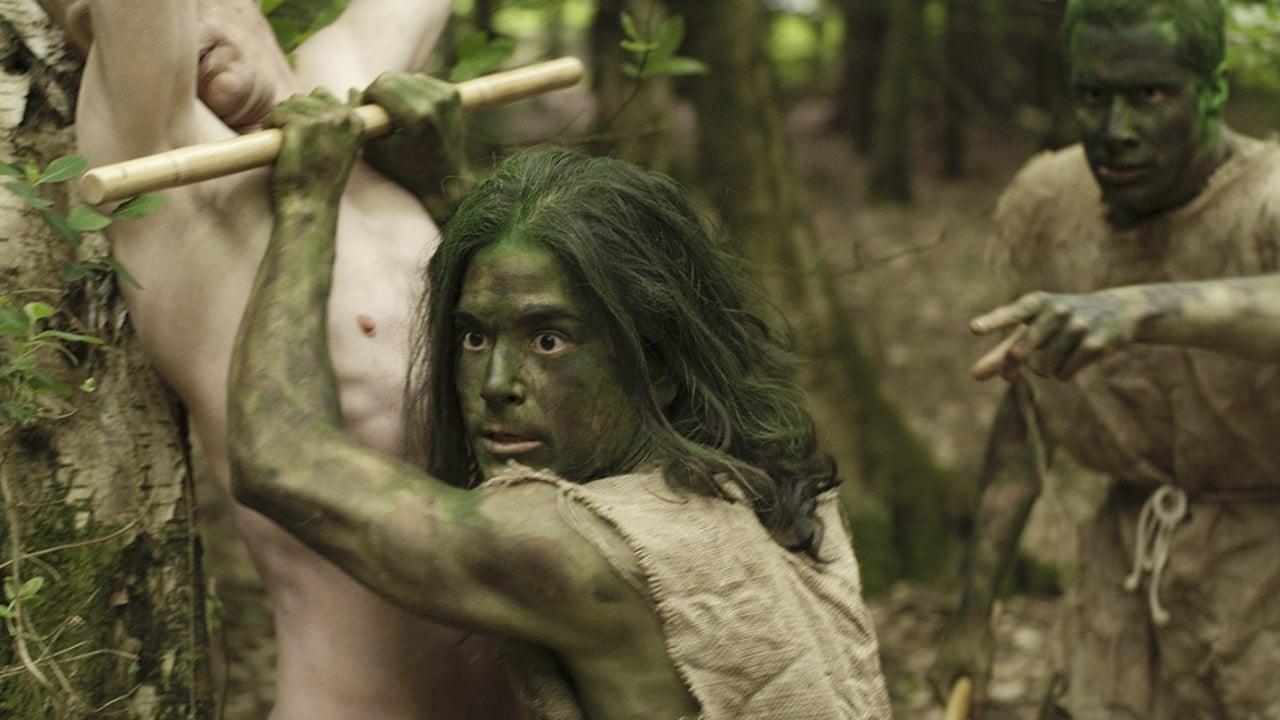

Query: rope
[1122,484,1188,626]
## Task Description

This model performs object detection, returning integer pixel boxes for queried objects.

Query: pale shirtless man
[73,0,518,716]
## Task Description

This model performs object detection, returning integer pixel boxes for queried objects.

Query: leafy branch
[620,12,706,80]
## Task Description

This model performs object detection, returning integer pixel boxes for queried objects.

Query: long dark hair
[406,147,838,560]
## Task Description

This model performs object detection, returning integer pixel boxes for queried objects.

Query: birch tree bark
[0,3,210,717]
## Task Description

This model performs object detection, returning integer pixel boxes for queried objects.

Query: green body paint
[453,238,649,482]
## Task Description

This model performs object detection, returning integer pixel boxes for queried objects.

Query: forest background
[2,0,1279,717]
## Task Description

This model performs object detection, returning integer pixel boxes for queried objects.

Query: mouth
[479,428,544,456]
[1096,163,1151,184]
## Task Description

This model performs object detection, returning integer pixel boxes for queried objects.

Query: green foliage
[620,12,707,79]
[450,31,517,82]
[1227,1,1280,95]
[0,295,103,426]
[3,155,162,290]
[260,0,349,53]
[0,576,45,635]
[765,9,843,88]
[0,153,164,427]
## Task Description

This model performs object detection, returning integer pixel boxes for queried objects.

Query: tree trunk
[0,4,210,718]
[940,0,983,177]
[830,0,886,153]
[589,0,675,172]
[867,0,922,203]
[669,0,953,591]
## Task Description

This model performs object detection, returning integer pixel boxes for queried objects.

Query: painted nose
[481,342,525,408]
[1103,96,1140,152]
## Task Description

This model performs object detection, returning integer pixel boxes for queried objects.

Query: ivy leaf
[0,162,22,178]
[111,193,166,220]
[36,155,87,185]
[67,204,112,232]
[449,32,516,83]
[23,302,55,324]
[39,209,82,249]
[3,182,53,208]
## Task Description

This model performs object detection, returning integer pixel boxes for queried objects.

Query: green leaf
[28,366,72,396]
[621,11,641,41]
[620,39,658,53]
[0,402,34,425]
[644,56,708,77]
[0,307,27,337]
[80,377,97,393]
[2,577,14,601]
[622,61,642,79]
[17,577,44,600]
[37,155,87,184]
[67,204,112,232]
[0,163,22,178]
[38,330,103,346]
[0,605,13,620]
[59,263,94,283]
[449,33,516,82]
[260,0,284,13]
[23,302,54,324]
[3,182,53,208]
[111,193,166,220]
[103,257,144,289]
[651,16,686,59]
[39,209,82,248]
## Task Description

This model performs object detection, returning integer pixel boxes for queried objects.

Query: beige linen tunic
[993,136,1280,719]
[486,468,892,720]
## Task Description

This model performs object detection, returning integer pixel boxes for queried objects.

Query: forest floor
[197,97,1091,719]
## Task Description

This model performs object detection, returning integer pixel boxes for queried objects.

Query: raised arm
[79,0,200,161]
[929,386,1045,716]
[292,0,454,93]
[228,92,642,653]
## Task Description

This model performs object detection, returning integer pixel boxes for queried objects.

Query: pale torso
[995,136,1280,494]
[75,25,519,720]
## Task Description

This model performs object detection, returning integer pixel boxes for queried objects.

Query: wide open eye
[461,330,489,351]
[530,332,569,355]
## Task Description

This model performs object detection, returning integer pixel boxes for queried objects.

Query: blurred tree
[670,0,954,591]
[831,0,887,152]
[589,0,677,170]
[941,0,983,177]
[866,0,922,202]
[0,5,209,718]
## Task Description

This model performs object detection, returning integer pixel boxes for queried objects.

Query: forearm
[955,388,1042,623]
[1128,275,1280,360]
[229,188,345,482]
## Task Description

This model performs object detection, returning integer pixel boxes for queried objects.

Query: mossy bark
[0,4,210,717]
[668,0,954,592]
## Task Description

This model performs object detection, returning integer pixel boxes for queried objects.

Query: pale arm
[80,0,199,161]
[971,276,1280,380]
[228,94,643,653]
[292,0,454,92]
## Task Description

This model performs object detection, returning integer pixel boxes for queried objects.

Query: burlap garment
[992,135,1280,718]
[483,468,892,720]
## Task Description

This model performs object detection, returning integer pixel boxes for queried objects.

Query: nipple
[357,314,377,337]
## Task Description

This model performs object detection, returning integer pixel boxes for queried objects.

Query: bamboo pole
[945,677,973,720]
[81,57,585,204]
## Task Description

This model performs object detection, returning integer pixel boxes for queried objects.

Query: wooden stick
[81,57,585,204]
[970,324,1029,381]
[945,677,973,720]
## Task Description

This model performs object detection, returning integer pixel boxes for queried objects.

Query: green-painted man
[932,0,1280,717]
[226,82,893,717]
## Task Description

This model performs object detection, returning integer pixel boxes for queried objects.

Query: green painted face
[452,239,647,483]
[1070,19,1223,225]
